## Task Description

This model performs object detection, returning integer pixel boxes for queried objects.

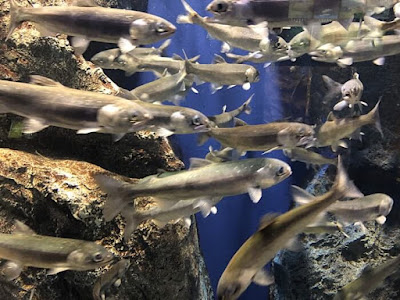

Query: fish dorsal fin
[258,213,280,230]
[29,75,63,87]
[14,220,36,235]
[234,117,248,127]
[172,54,183,60]
[213,54,226,64]
[326,111,337,121]
[189,55,200,63]
[291,185,316,205]
[189,158,213,169]
[71,0,100,7]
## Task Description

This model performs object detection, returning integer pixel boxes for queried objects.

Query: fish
[7,0,176,55]
[315,100,382,151]
[333,254,400,300]
[288,21,373,59]
[302,222,345,235]
[92,259,130,300]
[283,148,337,167]
[293,187,393,229]
[217,157,362,300]
[177,0,270,53]
[199,121,316,153]
[310,35,400,67]
[94,157,292,225]
[90,39,171,70]
[0,221,113,280]
[205,0,387,32]
[322,73,366,111]
[184,54,259,93]
[208,95,252,127]
[0,76,153,139]
[205,146,237,163]
[130,67,193,105]
[130,100,211,137]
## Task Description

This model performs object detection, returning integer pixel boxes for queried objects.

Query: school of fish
[1,0,399,299]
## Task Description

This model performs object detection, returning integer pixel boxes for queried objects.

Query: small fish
[315,101,382,151]
[130,67,192,105]
[205,146,237,163]
[92,259,130,300]
[217,158,362,300]
[334,254,400,300]
[199,121,316,153]
[7,0,176,55]
[310,35,400,67]
[302,222,345,235]
[94,157,292,227]
[90,39,171,70]
[131,100,211,137]
[208,95,252,127]
[322,73,366,111]
[0,76,153,140]
[0,221,113,280]
[177,0,270,53]
[283,148,337,167]
[293,187,393,227]
[184,55,259,93]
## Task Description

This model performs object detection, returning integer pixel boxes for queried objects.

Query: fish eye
[192,115,202,126]
[92,252,104,263]
[156,22,168,33]
[276,166,286,176]
[215,1,228,13]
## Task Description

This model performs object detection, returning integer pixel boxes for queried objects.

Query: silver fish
[200,121,316,153]
[208,95,252,127]
[334,255,400,300]
[130,67,192,105]
[0,221,113,280]
[217,158,361,300]
[283,148,337,167]
[131,100,211,137]
[7,0,176,54]
[185,55,259,93]
[177,0,270,53]
[90,39,171,70]
[94,157,292,226]
[322,73,366,111]
[92,259,130,300]
[315,101,382,151]
[0,76,153,138]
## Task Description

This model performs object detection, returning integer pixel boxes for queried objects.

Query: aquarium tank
[0,0,399,299]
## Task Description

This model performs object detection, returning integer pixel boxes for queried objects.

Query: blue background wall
[142,1,293,298]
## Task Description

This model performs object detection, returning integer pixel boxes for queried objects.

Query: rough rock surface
[0,0,213,299]
[270,55,400,299]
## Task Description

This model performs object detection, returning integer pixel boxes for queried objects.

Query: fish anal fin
[118,37,136,54]
[48,267,69,275]
[22,119,48,134]
[258,213,280,230]
[14,220,35,235]
[70,36,90,56]
[1,261,22,281]
[252,269,274,286]
[77,128,102,134]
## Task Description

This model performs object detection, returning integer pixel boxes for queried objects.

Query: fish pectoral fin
[22,119,49,134]
[333,100,349,111]
[210,83,223,94]
[114,278,122,287]
[375,215,387,224]
[242,82,251,90]
[247,186,262,203]
[155,128,175,137]
[258,212,280,230]
[252,269,274,286]
[70,36,91,56]
[337,57,353,67]
[120,207,141,240]
[183,217,192,228]
[291,185,316,205]
[1,261,23,281]
[76,127,102,134]
[14,220,36,235]
[373,57,385,66]
[354,221,367,233]
[194,199,213,217]
[118,37,136,54]
[47,267,69,275]
[285,236,303,252]
[189,157,213,169]
[220,42,231,53]
[112,133,126,142]
[213,54,226,64]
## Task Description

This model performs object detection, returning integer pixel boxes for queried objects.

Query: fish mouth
[194,124,211,132]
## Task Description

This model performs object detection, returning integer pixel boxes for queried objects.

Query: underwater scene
[0,0,400,299]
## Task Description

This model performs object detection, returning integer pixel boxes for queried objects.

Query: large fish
[94,157,292,224]
[7,0,176,54]
[184,54,259,92]
[200,121,316,153]
[0,76,153,139]
[334,254,400,300]
[315,101,382,151]
[0,221,113,280]
[177,0,270,53]
[217,158,362,300]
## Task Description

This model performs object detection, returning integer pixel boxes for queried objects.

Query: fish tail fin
[6,0,24,41]
[94,174,135,222]
[120,205,144,240]
[334,157,363,199]
[158,39,171,54]
[367,99,383,138]
[321,75,342,104]
[177,0,200,24]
